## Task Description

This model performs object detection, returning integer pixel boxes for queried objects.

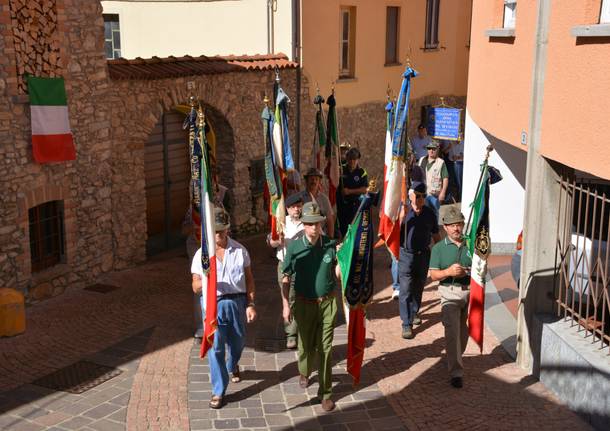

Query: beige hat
[300,202,326,224]
[214,207,231,232]
[440,205,465,225]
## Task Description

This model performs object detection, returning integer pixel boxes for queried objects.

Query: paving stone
[262,402,286,414]
[346,421,373,431]
[190,418,213,430]
[217,408,247,419]
[57,415,94,430]
[246,407,264,418]
[265,414,292,426]
[190,408,217,419]
[366,406,395,419]
[82,403,122,419]
[238,398,262,408]
[31,411,71,427]
[240,417,267,428]
[87,419,125,431]
[213,418,240,429]
[107,406,127,422]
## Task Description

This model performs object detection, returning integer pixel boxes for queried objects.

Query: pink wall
[468,0,610,180]
[466,0,536,150]
[540,2,610,180]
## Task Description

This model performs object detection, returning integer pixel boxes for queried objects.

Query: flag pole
[465,145,494,232]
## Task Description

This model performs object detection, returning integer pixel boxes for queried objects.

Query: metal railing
[554,175,610,353]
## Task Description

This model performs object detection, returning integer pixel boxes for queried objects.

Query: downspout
[292,0,301,170]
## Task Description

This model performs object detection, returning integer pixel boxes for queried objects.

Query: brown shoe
[299,374,308,389]
[209,395,223,409]
[321,399,335,412]
[231,368,241,383]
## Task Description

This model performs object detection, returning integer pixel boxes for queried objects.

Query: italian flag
[467,164,491,352]
[27,76,76,163]
[377,100,403,260]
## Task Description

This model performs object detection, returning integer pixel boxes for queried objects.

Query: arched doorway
[144,104,233,256]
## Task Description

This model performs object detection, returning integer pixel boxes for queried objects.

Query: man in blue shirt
[398,181,441,339]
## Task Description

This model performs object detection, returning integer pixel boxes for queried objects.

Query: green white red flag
[466,162,490,352]
[27,76,76,163]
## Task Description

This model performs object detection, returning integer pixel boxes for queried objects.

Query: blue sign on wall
[427,107,462,141]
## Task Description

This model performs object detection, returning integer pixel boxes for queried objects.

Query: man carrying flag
[191,208,257,409]
[429,205,471,388]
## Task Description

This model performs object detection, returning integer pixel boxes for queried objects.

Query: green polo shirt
[282,234,337,298]
[429,237,472,286]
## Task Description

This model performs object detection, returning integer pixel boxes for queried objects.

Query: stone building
[0,0,301,302]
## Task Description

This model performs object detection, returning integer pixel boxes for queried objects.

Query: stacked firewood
[9,0,62,93]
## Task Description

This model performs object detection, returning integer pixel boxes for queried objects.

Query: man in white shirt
[303,168,335,238]
[268,192,305,349]
[191,208,257,409]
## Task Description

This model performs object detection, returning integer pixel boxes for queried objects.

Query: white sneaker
[392,290,400,300]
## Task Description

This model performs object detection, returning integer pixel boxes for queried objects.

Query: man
[418,140,449,216]
[281,202,340,412]
[390,156,424,300]
[411,124,431,161]
[445,140,464,201]
[339,141,351,165]
[191,208,257,409]
[268,192,305,349]
[303,167,335,238]
[398,181,440,339]
[338,147,368,237]
[429,205,472,389]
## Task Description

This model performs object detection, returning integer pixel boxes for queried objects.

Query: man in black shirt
[398,181,441,339]
[337,148,368,237]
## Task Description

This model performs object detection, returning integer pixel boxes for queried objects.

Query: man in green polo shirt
[429,205,472,389]
[281,201,340,412]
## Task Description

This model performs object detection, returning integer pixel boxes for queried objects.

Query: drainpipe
[292,0,301,170]
[267,0,275,54]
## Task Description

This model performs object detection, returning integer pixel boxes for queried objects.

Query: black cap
[346,148,361,160]
[285,192,304,207]
[410,181,427,194]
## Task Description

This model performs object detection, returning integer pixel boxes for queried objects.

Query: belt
[403,249,429,255]
[218,293,247,300]
[296,294,333,304]
[441,284,469,290]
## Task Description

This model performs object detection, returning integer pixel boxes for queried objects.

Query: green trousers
[294,295,338,400]
[277,262,297,340]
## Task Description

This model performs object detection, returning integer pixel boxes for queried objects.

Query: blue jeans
[194,293,204,337]
[426,195,440,221]
[453,161,463,196]
[398,249,430,328]
[209,295,247,397]
[391,255,400,291]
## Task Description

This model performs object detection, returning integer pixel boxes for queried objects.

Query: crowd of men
[187,127,471,411]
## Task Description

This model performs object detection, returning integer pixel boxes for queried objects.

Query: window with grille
[601,0,610,23]
[103,14,121,59]
[386,7,400,64]
[340,7,356,78]
[425,0,440,49]
[29,201,65,273]
[503,0,517,29]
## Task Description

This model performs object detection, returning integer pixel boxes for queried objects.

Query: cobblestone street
[0,235,591,430]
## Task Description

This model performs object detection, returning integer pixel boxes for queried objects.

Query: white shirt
[276,217,304,262]
[446,140,464,161]
[191,237,251,300]
[411,135,431,160]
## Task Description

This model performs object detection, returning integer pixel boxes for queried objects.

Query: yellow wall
[301,0,472,107]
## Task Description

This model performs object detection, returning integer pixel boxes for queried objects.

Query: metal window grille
[425,0,440,49]
[554,175,610,353]
[103,14,121,59]
[29,200,66,273]
[385,7,400,64]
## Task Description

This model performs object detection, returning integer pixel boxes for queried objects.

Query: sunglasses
[414,192,426,199]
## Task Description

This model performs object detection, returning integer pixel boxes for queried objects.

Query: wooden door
[145,111,190,256]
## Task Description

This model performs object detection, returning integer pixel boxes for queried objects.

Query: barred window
[386,7,400,64]
[104,14,122,59]
[425,0,440,49]
[29,201,65,273]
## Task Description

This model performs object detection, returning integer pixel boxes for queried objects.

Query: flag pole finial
[189,96,196,107]
[274,66,280,83]
[263,93,270,106]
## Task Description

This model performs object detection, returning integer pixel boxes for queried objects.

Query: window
[29,201,65,273]
[103,14,121,59]
[601,0,610,23]
[386,7,400,64]
[503,0,517,29]
[425,0,440,49]
[340,7,356,78]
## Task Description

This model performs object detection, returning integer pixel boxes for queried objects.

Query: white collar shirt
[276,217,304,261]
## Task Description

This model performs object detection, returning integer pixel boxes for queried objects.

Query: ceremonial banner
[262,102,282,241]
[197,107,218,359]
[27,76,76,163]
[337,191,378,385]
[466,163,490,353]
[312,93,326,170]
[378,67,418,258]
[427,107,462,141]
[325,93,341,208]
